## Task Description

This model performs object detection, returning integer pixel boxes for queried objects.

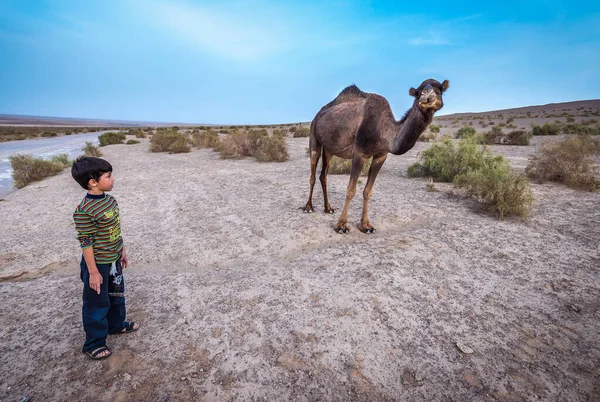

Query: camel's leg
[320,150,335,213]
[334,155,367,233]
[358,153,388,233]
[303,135,322,213]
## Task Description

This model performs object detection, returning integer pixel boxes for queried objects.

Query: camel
[303,78,449,233]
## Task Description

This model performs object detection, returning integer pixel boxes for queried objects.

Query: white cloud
[136,1,290,62]
[409,32,449,46]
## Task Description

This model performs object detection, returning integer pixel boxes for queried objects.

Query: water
[0,131,105,197]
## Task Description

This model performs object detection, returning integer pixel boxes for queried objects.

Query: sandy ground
[0,134,599,401]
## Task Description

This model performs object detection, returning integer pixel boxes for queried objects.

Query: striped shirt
[73,193,123,263]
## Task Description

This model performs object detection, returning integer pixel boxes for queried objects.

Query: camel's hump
[334,84,367,103]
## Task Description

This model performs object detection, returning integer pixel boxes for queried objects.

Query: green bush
[255,135,289,162]
[9,154,64,189]
[563,124,600,135]
[454,164,532,219]
[126,139,140,145]
[98,131,126,146]
[429,124,441,133]
[41,132,58,138]
[407,137,497,182]
[191,130,220,148]
[150,130,190,153]
[293,127,310,138]
[531,124,561,136]
[83,142,102,157]
[455,126,477,138]
[329,156,372,176]
[50,153,72,167]
[408,137,532,218]
[526,134,600,191]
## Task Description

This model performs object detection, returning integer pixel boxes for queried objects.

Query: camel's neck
[388,105,434,155]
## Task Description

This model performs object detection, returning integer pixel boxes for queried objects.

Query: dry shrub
[218,130,288,162]
[255,135,289,162]
[191,130,219,149]
[273,129,287,138]
[329,156,372,176]
[526,134,600,191]
[408,137,532,219]
[135,131,147,138]
[218,130,264,158]
[429,124,441,133]
[126,139,140,145]
[83,142,102,157]
[10,154,64,188]
[293,127,310,138]
[418,132,436,142]
[50,153,72,167]
[150,130,190,153]
[98,131,126,146]
[483,129,531,145]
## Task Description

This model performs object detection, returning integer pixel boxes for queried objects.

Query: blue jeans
[80,257,126,353]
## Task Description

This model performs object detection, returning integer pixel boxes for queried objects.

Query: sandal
[118,321,139,334]
[85,346,111,360]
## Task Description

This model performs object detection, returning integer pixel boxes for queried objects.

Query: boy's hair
[71,156,113,190]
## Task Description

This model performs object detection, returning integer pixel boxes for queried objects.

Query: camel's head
[410,79,449,112]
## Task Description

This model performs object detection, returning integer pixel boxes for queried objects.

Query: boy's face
[89,171,115,193]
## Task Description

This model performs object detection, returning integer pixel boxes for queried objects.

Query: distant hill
[436,99,600,120]
[0,113,186,127]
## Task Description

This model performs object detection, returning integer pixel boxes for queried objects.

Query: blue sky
[0,0,599,125]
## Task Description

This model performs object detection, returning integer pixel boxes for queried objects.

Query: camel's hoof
[366,228,375,234]
[335,227,349,234]
[325,209,335,214]
[303,207,314,213]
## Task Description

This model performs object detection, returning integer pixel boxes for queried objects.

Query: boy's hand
[89,272,103,294]
[121,248,129,269]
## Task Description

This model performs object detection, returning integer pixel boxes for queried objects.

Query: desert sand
[0,130,599,401]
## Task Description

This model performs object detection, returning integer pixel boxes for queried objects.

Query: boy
[71,156,138,360]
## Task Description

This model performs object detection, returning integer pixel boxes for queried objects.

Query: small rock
[181,376,187,381]
[414,373,423,382]
[123,373,132,381]
[568,304,582,313]
[456,341,474,354]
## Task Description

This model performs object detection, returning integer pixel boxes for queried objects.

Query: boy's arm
[74,208,102,294]
[121,245,128,269]
[82,247,102,294]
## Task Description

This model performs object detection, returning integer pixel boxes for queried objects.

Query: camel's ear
[441,80,449,92]
[409,87,418,97]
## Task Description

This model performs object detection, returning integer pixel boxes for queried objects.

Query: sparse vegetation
[526,134,600,191]
[218,130,289,162]
[455,126,477,139]
[483,129,531,145]
[9,154,64,189]
[293,127,310,138]
[126,139,140,145]
[82,142,102,157]
[408,137,532,218]
[328,156,372,176]
[191,130,220,149]
[150,130,190,153]
[255,135,289,162]
[531,123,561,136]
[429,125,440,133]
[50,153,72,167]
[98,131,126,146]
[418,132,436,142]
